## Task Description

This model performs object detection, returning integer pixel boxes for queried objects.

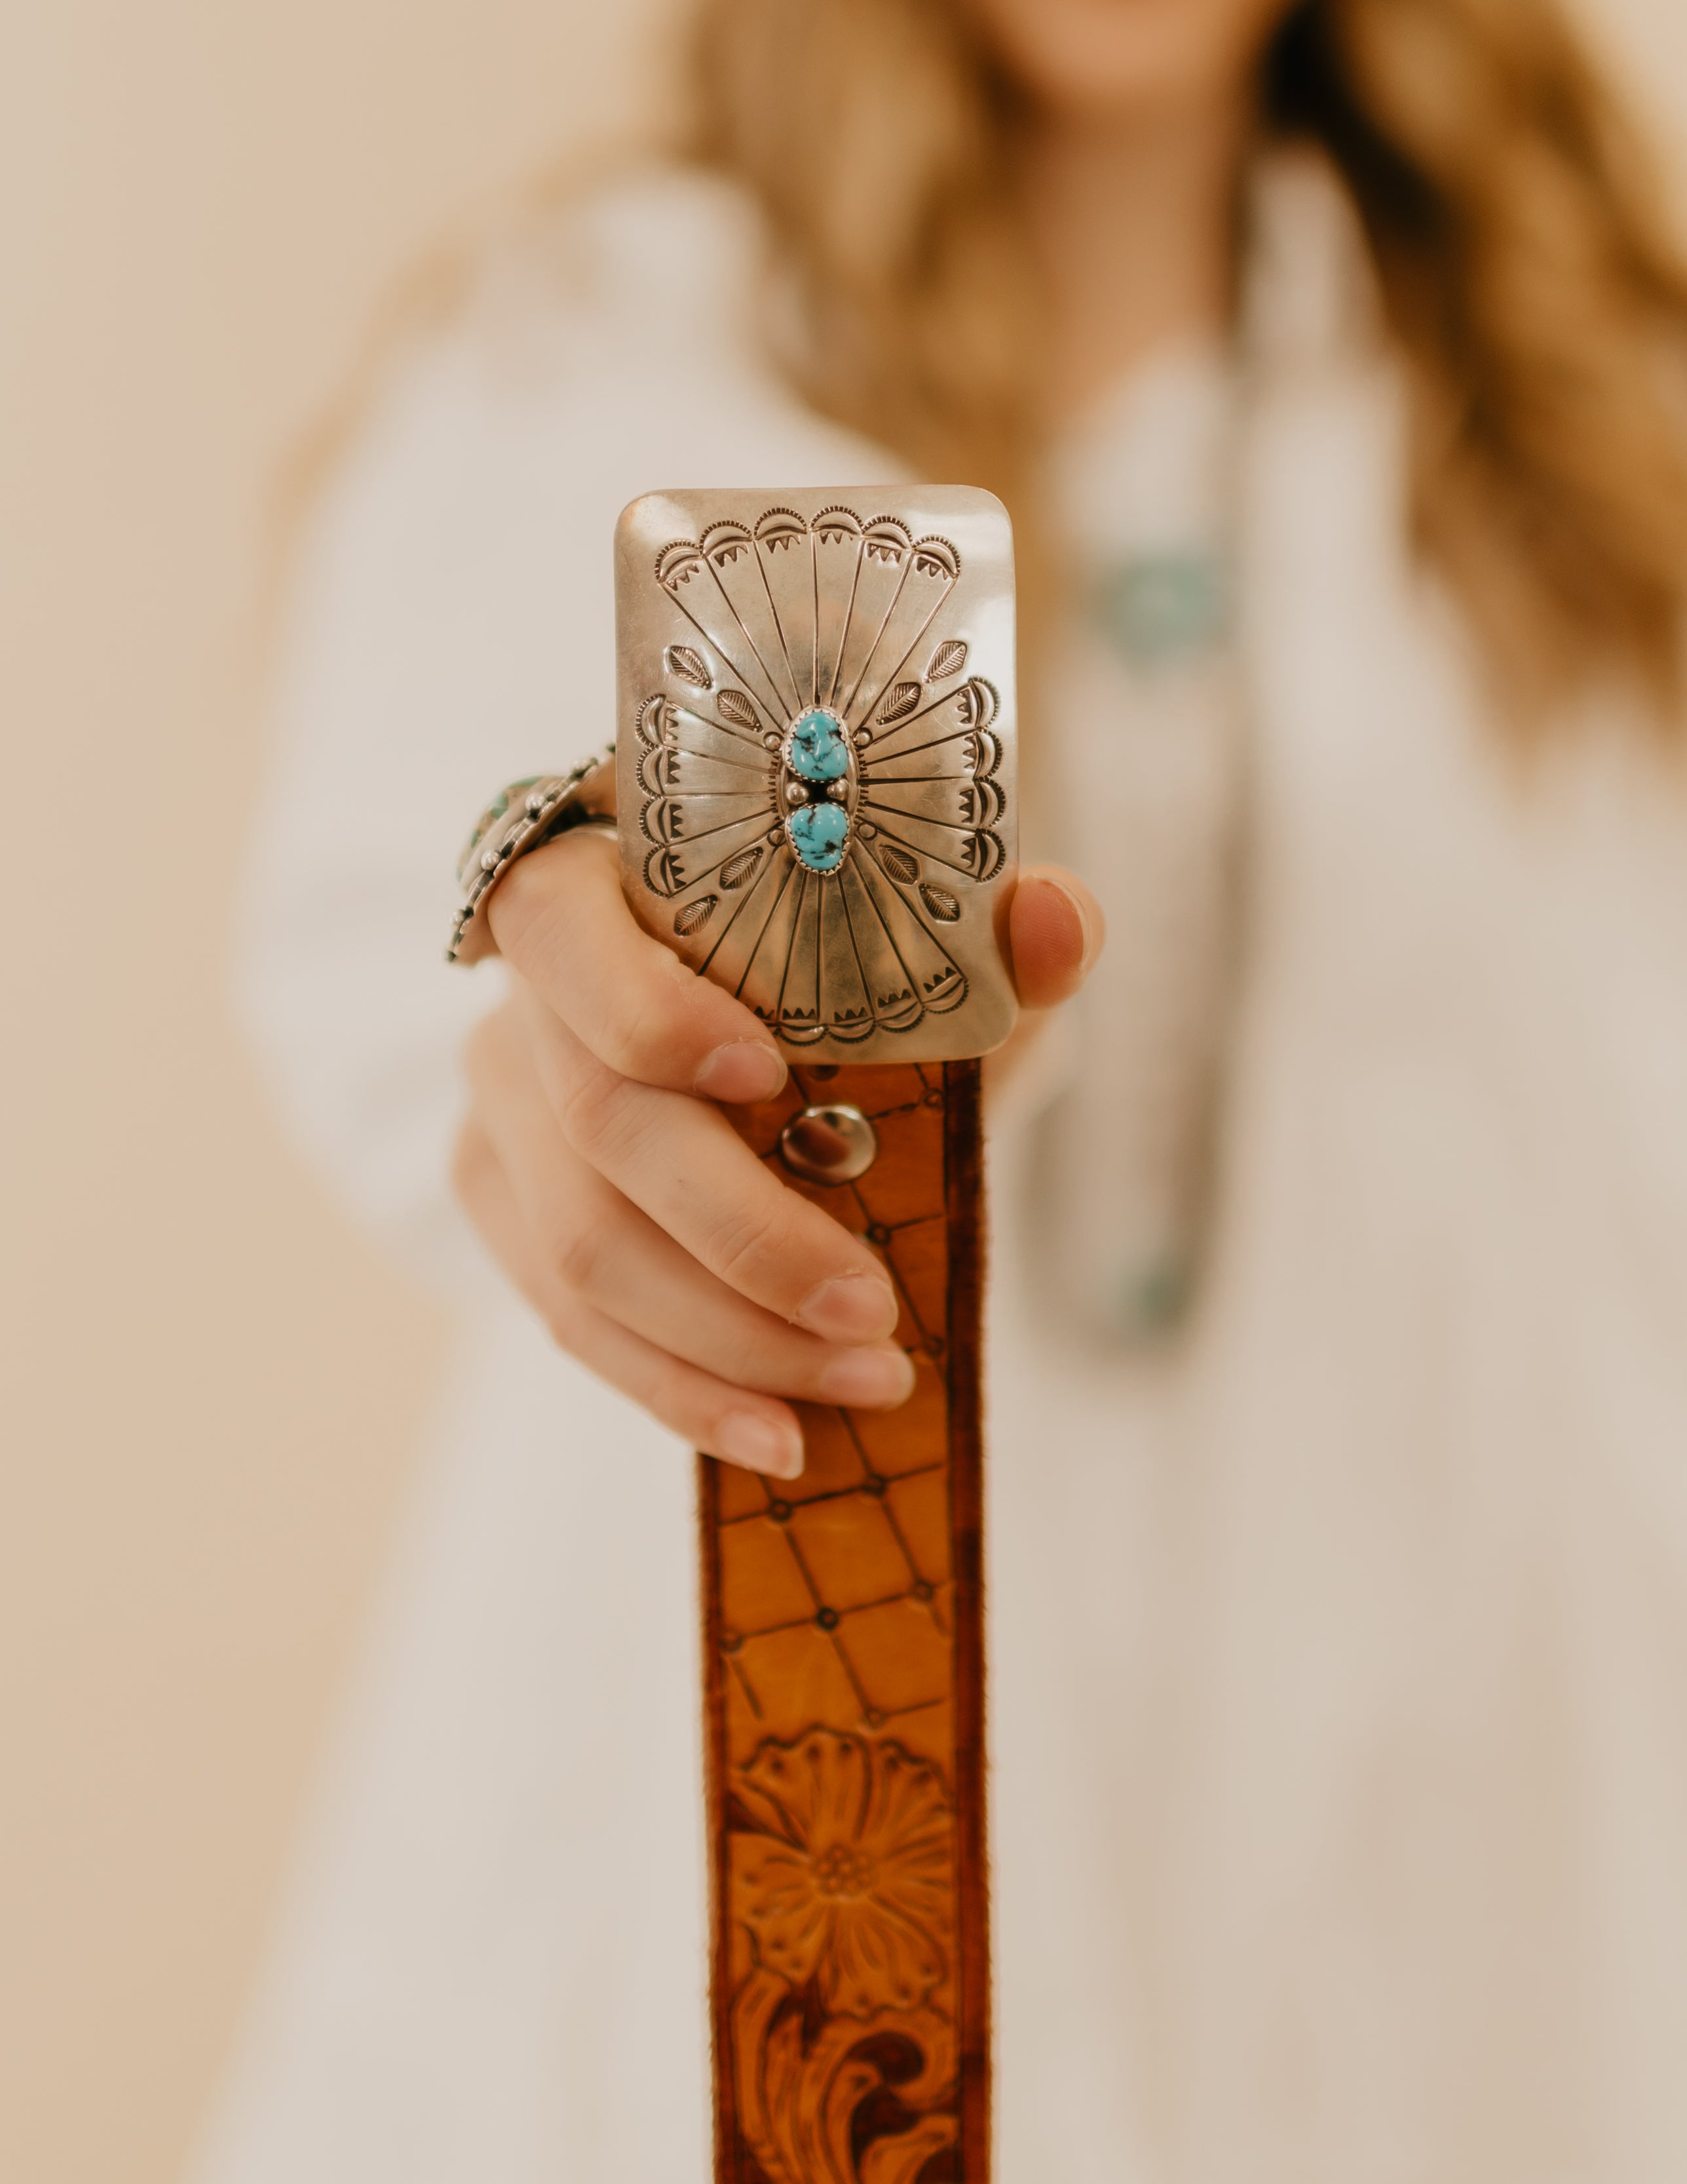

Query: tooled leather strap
[704,1059,989,2184]
[612,484,1017,2183]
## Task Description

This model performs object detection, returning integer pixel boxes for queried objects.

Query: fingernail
[715,1411,805,1478]
[816,1345,917,1408]
[795,1273,900,1343]
[1061,879,1105,972]
[695,1041,787,1103]
[1031,873,1103,974]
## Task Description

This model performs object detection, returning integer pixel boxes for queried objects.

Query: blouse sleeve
[233,322,594,1293]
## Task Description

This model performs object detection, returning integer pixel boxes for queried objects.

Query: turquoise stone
[786,708,849,783]
[787,801,848,872]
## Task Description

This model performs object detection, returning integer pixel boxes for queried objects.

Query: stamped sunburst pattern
[618,498,1014,1057]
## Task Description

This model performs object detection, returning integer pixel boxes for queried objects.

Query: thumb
[1005,866,1105,1010]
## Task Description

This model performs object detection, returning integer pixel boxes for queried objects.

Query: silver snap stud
[778,1103,878,1185]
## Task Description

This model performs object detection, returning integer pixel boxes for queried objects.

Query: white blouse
[200,157,1687,2184]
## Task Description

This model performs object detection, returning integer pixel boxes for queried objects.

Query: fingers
[1006,864,1105,1010]
[451,1120,810,1478]
[463,1005,913,1406]
[486,828,787,1102]
[487,826,1103,1084]
[514,985,901,1342]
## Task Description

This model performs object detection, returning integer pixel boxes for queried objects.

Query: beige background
[1,5,1684,2180]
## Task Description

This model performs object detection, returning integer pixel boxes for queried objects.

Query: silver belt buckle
[614,486,1019,1065]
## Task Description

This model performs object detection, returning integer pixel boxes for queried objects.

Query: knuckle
[599,981,692,1084]
[543,1206,604,1297]
[549,1060,622,1156]
[707,1194,793,1294]
[550,1063,648,1174]
[520,1162,601,1292]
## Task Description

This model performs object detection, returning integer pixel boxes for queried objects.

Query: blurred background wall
[0,3,1682,2180]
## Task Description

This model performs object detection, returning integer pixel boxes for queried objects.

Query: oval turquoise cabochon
[786,708,850,784]
[786,801,849,872]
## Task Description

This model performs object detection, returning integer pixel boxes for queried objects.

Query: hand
[452,830,1102,1480]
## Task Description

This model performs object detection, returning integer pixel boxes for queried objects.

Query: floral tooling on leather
[706,1060,985,2183]
[729,1733,959,2183]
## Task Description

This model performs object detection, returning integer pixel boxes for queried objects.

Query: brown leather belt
[616,488,1017,2183]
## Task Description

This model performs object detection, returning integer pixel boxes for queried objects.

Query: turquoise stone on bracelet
[787,801,849,872]
[786,708,849,783]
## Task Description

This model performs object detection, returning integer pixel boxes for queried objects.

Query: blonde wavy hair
[686,0,1687,716]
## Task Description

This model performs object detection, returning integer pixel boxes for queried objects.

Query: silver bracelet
[447,748,615,965]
